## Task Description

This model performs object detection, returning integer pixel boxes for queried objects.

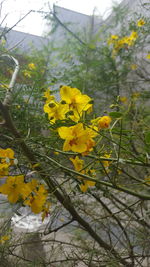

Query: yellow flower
[23,70,31,78]
[54,151,59,155]
[0,175,25,203]
[24,184,48,214]
[120,96,128,103]
[117,169,122,175]
[43,89,68,123]
[137,19,145,27]
[43,89,55,103]
[112,31,138,55]
[0,148,14,163]
[130,64,137,70]
[70,156,96,192]
[58,123,97,153]
[70,156,84,172]
[130,31,138,40]
[132,92,140,100]
[0,235,10,244]
[0,163,9,178]
[146,54,150,60]
[91,116,111,130]
[28,63,36,70]
[107,35,119,45]
[127,31,138,45]
[44,101,69,123]
[102,153,111,168]
[98,116,112,129]
[80,180,95,193]
[60,86,93,122]
[111,35,119,40]
[0,148,15,178]
[24,179,39,194]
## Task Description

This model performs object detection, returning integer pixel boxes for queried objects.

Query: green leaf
[109,112,123,118]
[145,132,150,144]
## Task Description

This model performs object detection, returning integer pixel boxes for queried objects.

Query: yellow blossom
[120,96,128,103]
[102,153,111,168]
[54,151,59,155]
[0,163,9,178]
[111,35,119,40]
[24,184,48,214]
[111,31,138,55]
[43,89,55,103]
[107,35,119,45]
[0,235,10,244]
[123,32,138,46]
[70,156,84,172]
[130,31,138,40]
[0,148,15,178]
[44,101,69,123]
[0,175,25,203]
[146,54,150,60]
[28,63,36,70]
[132,92,140,100]
[98,116,111,129]
[60,86,93,122]
[130,64,137,70]
[58,123,97,153]
[91,116,111,130]
[117,169,122,175]
[70,156,96,192]
[23,70,31,78]
[80,180,95,193]
[0,148,14,164]
[137,19,145,27]
[25,179,38,192]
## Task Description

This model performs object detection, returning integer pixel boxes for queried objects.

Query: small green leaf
[109,112,122,118]
[145,132,150,144]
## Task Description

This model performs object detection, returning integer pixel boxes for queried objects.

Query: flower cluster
[43,86,93,123]
[0,148,15,178]
[137,19,145,27]
[0,235,10,244]
[43,86,112,193]
[108,31,138,55]
[23,62,36,79]
[0,175,50,220]
[0,148,50,220]
[44,86,111,155]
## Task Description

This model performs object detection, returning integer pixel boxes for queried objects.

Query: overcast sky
[1,0,122,36]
